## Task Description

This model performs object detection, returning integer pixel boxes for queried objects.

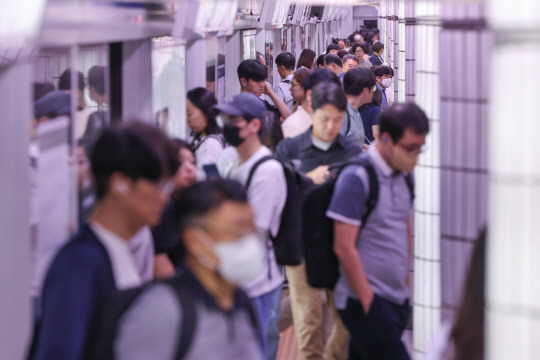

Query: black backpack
[86,274,198,360]
[246,155,312,266]
[302,158,414,289]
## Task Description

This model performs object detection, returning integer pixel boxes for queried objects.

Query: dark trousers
[338,296,410,360]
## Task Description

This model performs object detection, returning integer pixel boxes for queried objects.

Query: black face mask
[223,124,245,147]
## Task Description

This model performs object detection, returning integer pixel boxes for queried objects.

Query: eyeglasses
[396,142,426,155]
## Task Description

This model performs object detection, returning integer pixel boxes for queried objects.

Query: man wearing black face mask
[215,92,287,360]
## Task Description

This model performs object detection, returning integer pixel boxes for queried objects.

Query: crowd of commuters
[27,26,479,360]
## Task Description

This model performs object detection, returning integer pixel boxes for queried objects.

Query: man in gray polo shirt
[341,68,377,146]
[327,103,429,360]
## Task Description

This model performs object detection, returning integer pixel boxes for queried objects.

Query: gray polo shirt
[326,144,413,307]
[339,102,365,146]
[273,74,294,111]
[275,127,363,173]
[115,271,263,360]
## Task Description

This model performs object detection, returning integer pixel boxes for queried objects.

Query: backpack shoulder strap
[337,158,379,225]
[404,173,415,203]
[245,155,277,190]
[161,276,198,360]
[345,107,351,136]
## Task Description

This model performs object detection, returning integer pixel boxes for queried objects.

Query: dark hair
[275,52,295,71]
[343,68,376,96]
[237,59,267,82]
[373,65,393,78]
[173,179,248,234]
[379,102,430,142]
[360,42,370,55]
[342,54,359,65]
[373,42,385,54]
[58,69,85,92]
[33,82,55,102]
[316,54,326,68]
[337,50,349,59]
[302,69,341,91]
[450,228,486,360]
[297,49,316,69]
[186,87,221,135]
[326,43,339,54]
[90,121,179,199]
[171,138,194,162]
[350,43,364,55]
[311,82,347,112]
[88,66,105,95]
[292,68,310,90]
[324,54,343,68]
[262,115,284,153]
[362,30,374,44]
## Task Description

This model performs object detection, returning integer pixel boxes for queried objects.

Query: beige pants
[286,262,349,360]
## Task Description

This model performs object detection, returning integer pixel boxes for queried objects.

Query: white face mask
[196,230,264,286]
[382,78,392,88]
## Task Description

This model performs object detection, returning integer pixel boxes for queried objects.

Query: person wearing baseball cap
[215,92,287,360]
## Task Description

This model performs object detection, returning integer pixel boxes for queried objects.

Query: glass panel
[205,37,218,96]
[216,37,227,105]
[281,28,288,53]
[242,29,257,60]
[151,36,187,138]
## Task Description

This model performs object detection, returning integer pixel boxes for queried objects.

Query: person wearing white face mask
[374,65,394,110]
[114,180,265,360]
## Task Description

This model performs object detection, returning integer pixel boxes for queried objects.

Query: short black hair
[302,69,341,91]
[58,69,85,92]
[379,102,430,143]
[90,121,179,200]
[373,42,385,54]
[374,65,393,78]
[326,43,339,54]
[33,82,55,102]
[337,50,349,59]
[324,54,343,68]
[359,42,370,55]
[311,82,347,112]
[187,87,221,135]
[237,59,267,82]
[173,179,248,234]
[275,52,295,71]
[350,43,364,55]
[343,68,376,96]
[316,54,326,68]
[88,66,105,95]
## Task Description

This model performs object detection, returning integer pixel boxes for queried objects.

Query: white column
[404,0,416,102]
[412,1,441,358]
[0,62,32,360]
[487,0,540,358]
[397,0,406,103]
[439,0,491,323]
[186,39,207,92]
[225,31,241,100]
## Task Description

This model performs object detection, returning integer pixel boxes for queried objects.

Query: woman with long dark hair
[186,87,225,179]
[296,48,316,70]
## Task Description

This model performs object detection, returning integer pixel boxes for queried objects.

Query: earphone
[383,136,390,143]
[115,181,129,194]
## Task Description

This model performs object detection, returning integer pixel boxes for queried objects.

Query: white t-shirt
[128,226,155,283]
[194,135,225,180]
[217,146,286,297]
[90,222,143,290]
[281,105,311,138]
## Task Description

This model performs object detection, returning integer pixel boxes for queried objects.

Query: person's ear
[250,118,262,133]
[305,89,313,109]
[110,173,132,196]
[240,78,248,88]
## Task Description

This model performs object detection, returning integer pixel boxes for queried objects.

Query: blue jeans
[251,285,283,360]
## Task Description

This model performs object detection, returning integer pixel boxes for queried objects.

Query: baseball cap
[215,92,268,122]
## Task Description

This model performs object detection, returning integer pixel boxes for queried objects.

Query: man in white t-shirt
[216,92,287,360]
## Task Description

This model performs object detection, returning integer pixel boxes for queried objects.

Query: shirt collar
[284,74,294,81]
[367,142,394,178]
[299,127,347,151]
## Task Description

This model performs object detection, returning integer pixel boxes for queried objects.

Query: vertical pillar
[397,0,406,103]
[412,1,441,358]
[122,39,153,122]
[186,39,206,92]
[0,62,32,360]
[225,31,241,100]
[486,0,540,358]
[439,0,491,323]
[404,0,416,102]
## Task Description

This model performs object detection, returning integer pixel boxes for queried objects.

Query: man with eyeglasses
[351,43,372,69]
[30,122,178,360]
[327,103,430,360]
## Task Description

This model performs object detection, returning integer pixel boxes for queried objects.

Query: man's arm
[264,82,292,121]
[333,221,374,313]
